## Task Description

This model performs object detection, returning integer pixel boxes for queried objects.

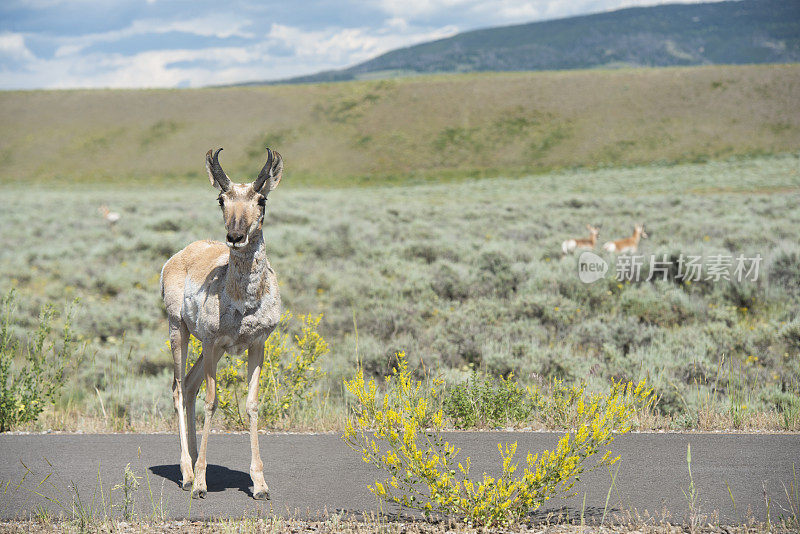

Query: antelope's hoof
[191,488,207,499]
[253,490,270,501]
[181,480,193,491]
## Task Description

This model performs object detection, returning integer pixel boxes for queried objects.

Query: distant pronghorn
[603,224,648,253]
[99,205,121,226]
[562,224,600,254]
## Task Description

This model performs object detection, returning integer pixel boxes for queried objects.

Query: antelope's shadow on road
[149,464,254,497]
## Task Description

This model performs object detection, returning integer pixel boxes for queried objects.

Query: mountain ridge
[247,0,799,85]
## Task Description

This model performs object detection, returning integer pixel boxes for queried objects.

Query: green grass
[0,153,798,431]
[0,64,799,187]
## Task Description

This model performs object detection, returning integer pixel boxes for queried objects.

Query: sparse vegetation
[2,508,798,533]
[0,290,76,431]
[112,463,141,521]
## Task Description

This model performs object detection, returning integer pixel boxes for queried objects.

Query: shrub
[780,320,800,354]
[765,385,800,431]
[536,347,576,381]
[257,313,328,424]
[443,370,541,429]
[430,263,470,301]
[721,280,761,310]
[620,286,696,327]
[187,313,328,429]
[0,290,76,432]
[474,251,523,298]
[769,250,800,300]
[343,351,653,527]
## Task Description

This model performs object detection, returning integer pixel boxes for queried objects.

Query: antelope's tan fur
[160,147,283,500]
[562,224,599,254]
[99,205,120,226]
[603,223,648,253]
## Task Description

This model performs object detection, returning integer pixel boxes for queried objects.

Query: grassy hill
[1,64,799,186]
[279,0,800,84]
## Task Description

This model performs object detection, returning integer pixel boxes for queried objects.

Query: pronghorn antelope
[602,223,648,253]
[561,224,599,254]
[98,205,120,226]
[160,147,283,500]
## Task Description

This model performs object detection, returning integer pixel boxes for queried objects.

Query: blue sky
[1,0,706,89]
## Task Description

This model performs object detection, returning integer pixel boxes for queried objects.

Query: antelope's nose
[227,232,245,244]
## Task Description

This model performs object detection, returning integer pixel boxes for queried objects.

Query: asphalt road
[0,432,797,525]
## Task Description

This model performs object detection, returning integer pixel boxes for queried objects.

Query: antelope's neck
[225,232,271,309]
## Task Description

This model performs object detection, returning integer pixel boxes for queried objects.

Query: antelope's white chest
[223,292,280,354]
[181,269,280,354]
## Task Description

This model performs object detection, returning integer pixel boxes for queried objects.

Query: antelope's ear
[207,158,220,189]
[206,148,231,191]
[266,151,283,191]
[254,149,284,194]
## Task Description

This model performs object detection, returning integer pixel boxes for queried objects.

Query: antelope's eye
[257,196,266,207]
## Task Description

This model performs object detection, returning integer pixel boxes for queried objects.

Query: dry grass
[1,64,798,187]
[0,513,796,533]
[15,403,348,434]
[12,396,794,434]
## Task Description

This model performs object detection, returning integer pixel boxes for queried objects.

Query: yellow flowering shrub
[257,313,328,425]
[186,313,328,428]
[343,351,653,527]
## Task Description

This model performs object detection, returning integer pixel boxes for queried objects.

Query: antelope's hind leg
[247,341,269,500]
[169,319,194,490]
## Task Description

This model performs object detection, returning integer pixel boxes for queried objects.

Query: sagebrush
[2,154,799,431]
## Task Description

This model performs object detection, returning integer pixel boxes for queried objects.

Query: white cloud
[266,21,456,64]
[0,32,36,63]
[137,14,255,39]
[0,19,460,89]
[54,43,83,58]
[375,0,472,18]
[373,0,714,27]
[51,13,255,59]
[385,17,409,31]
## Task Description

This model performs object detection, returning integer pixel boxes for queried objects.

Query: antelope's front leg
[246,341,270,500]
[169,320,194,490]
[192,344,220,499]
